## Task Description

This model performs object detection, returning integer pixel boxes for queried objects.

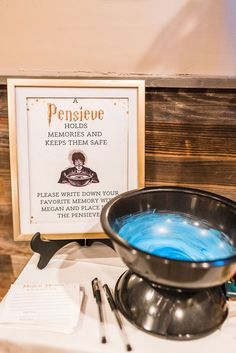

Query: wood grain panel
[0,254,31,300]
[0,83,236,259]
[0,254,14,300]
[146,157,236,186]
[145,88,236,201]
[0,85,33,257]
[0,85,8,117]
[145,129,236,157]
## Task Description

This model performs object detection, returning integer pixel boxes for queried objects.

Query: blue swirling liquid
[113,211,236,261]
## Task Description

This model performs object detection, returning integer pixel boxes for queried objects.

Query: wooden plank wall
[145,88,236,199]
[0,84,236,260]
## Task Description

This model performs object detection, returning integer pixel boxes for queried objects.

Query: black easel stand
[30,232,114,269]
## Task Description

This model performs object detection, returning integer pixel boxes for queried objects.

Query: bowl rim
[100,186,236,267]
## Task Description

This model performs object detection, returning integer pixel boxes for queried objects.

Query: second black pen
[103,284,132,351]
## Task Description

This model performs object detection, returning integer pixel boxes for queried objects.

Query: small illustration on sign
[58,151,99,187]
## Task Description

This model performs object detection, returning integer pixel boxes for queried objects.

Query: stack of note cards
[0,283,82,334]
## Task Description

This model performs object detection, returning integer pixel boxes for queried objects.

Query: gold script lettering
[47,103,104,126]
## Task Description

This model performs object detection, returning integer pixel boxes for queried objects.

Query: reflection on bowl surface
[114,211,236,262]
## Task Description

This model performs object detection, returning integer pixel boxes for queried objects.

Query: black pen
[92,278,107,344]
[103,284,132,351]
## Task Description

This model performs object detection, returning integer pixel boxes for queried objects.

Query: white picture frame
[7,79,145,240]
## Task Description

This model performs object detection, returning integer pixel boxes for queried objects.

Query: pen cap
[103,284,116,310]
[92,277,102,302]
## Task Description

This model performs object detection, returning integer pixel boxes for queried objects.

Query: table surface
[0,242,235,353]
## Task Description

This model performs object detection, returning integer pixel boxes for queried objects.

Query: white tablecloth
[0,243,235,353]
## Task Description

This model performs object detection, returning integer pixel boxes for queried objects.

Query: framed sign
[8,79,145,240]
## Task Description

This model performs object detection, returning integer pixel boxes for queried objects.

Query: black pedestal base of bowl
[115,271,228,340]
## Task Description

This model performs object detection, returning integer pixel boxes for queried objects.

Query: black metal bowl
[101,186,236,289]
